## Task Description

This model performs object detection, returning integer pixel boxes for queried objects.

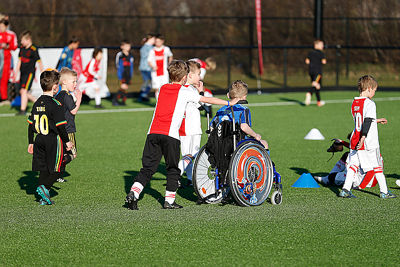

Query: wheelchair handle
[230,106,237,150]
[236,100,248,104]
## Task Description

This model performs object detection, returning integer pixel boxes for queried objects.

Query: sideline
[1,96,400,118]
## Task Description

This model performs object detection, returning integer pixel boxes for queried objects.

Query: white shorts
[151,73,169,90]
[79,78,110,99]
[180,134,201,156]
[347,148,381,172]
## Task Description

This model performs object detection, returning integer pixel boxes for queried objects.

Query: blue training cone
[292,173,320,188]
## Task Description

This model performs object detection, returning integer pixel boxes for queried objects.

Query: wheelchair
[192,100,282,206]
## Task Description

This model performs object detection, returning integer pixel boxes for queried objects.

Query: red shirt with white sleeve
[148,83,201,140]
[83,58,100,83]
[350,97,379,150]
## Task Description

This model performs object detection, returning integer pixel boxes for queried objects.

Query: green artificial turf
[1,91,399,266]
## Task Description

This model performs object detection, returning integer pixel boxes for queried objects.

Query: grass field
[1,91,400,266]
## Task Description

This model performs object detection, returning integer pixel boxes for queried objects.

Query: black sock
[315,89,321,102]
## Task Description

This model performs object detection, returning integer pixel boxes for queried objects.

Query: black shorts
[20,72,35,91]
[120,72,131,85]
[309,73,322,84]
[32,134,65,174]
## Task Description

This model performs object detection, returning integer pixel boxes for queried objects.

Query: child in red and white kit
[339,75,395,199]
[80,48,105,108]
[147,35,173,100]
[125,60,238,210]
[178,61,204,186]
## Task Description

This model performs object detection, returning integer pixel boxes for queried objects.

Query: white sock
[130,182,144,199]
[343,165,358,191]
[165,190,176,204]
[95,93,101,105]
[178,154,193,176]
[374,167,388,194]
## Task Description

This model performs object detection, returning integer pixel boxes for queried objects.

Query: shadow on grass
[386,173,400,179]
[279,97,306,106]
[177,180,198,202]
[17,171,59,202]
[354,188,380,197]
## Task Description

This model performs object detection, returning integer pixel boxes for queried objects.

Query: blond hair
[205,57,216,71]
[358,75,377,93]
[186,60,200,73]
[228,80,248,99]
[59,67,77,84]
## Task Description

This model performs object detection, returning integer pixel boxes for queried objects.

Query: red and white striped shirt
[350,97,379,150]
[148,83,201,140]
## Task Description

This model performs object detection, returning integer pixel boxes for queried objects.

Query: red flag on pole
[255,0,264,75]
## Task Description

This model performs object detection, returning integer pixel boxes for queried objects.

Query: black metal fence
[9,13,400,91]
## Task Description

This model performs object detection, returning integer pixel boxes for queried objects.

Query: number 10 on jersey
[34,114,49,135]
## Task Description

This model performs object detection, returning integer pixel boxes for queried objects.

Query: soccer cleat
[39,198,54,205]
[317,101,325,107]
[305,93,311,106]
[16,110,26,116]
[163,201,183,209]
[314,176,323,183]
[339,189,356,198]
[380,191,397,199]
[95,104,105,109]
[36,185,53,205]
[125,191,138,210]
[57,178,67,183]
[396,180,400,187]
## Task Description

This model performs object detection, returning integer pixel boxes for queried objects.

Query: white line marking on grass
[1,97,399,118]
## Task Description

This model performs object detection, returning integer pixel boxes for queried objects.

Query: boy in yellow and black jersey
[27,70,72,205]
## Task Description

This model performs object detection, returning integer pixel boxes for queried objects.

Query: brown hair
[168,60,189,82]
[187,60,201,73]
[358,75,378,93]
[40,70,60,92]
[141,33,155,45]
[59,67,77,83]
[228,80,248,99]
[155,34,165,41]
[21,30,32,40]
[92,48,102,58]
[69,36,79,44]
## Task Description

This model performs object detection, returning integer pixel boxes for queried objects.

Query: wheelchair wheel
[271,191,282,205]
[192,146,223,204]
[228,140,273,206]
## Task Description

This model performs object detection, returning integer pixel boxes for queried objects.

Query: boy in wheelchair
[194,80,282,205]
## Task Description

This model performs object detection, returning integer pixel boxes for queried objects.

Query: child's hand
[254,134,262,141]
[377,118,387,124]
[196,81,204,93]
[356,136,366,150]
[260,140,268,149]
[66,141,73,151]
[229,98,239,105]
[28,144,34,154]
[74,88,82,100]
